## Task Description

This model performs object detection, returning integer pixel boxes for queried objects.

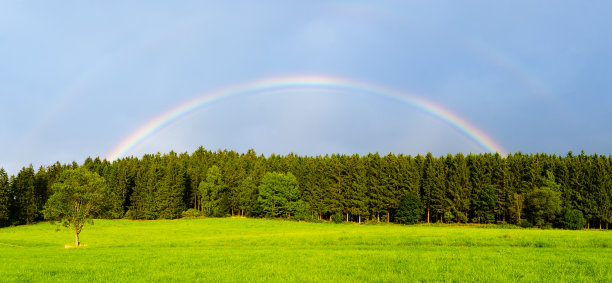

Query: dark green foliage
[156,154,186,219]
[332,212,344,223]
[525,187,562,228]
[395,193,424,224]
[443,211,455,223]
[3,147,612,230]
[0,169,10,227]
[292,200,312,221]
[12,166,38,224]
[557,209,586,230]
[520,219,533,228]
[474,185,497,223]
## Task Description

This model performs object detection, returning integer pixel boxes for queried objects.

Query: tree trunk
[587,218,590,230]
[359,215,361,224]
[377,213,380,223]
[346,213,349,222]
[75,232,80,248]
[387,212,390,223]
[600,219,602,230]
[427,208,430,224]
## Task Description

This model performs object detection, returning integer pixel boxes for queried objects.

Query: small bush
[181,209,202,218]
[292,200,312,221]
[443,211,455,223]
[332,212,344,224]
[456,212,468,223]
[520,219,533,228]
[395,193,424,224]
[557,209,586,230]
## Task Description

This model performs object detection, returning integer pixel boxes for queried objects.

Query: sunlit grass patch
[0,218,610,282]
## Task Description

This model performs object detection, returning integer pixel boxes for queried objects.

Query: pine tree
[156,154,186,219]
[366,153,382,222]
[12,165,38,224]
[420,153,436,223]
[0,169,10,227]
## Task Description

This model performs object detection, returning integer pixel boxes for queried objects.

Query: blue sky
[1,1,612,174]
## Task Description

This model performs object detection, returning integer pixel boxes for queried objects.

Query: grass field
[0,218,610,282]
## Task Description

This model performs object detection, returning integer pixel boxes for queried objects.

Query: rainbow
[105,75,507,160]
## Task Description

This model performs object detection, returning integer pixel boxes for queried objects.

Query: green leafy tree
[199,165,228,217]
[292,199,312,221]
[395,193,424,224]
[525,187,561,228]
[556,208,586,230]
[238,176,257,217]
[257,172,299,218]
[43,168,106,247]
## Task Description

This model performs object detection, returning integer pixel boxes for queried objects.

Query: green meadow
[0,218,610,282]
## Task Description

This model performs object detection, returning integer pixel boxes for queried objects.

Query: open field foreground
[0,218,610,282]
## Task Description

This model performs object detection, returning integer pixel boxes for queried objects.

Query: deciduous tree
[43,168,106,247]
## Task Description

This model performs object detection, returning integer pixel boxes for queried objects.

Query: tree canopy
[0,148,610,230]
[43,168,106,247]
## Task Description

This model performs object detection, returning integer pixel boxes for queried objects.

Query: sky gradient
[2,1,612,174]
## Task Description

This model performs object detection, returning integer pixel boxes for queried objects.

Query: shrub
[557,209,586,230]
[181,209,202,218]
[520,219,533,228]
[395,193,424,224]
[443,211,455,223]
[292,200,312,221]
[456,211,468,223]
[332,212,344,224]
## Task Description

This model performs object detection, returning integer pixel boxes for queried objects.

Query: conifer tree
[0,169,10,227]
[12,165,38,224]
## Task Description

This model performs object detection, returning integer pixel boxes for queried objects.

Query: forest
[0,147,610,229]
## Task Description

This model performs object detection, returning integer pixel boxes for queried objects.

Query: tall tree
[238,175,257,216]
[257,172,299,218]
[0,169,10,227]
[12,165,37,224]
[420,153,436,223]
[156,154,186,219]
[199,165,228,217]
[525,187,561,227]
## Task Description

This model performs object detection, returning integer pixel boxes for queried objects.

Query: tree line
[1,147,610,229]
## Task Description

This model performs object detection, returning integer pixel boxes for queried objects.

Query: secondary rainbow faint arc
[106,75,507,160]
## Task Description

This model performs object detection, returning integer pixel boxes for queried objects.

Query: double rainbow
[106,75,506,160]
